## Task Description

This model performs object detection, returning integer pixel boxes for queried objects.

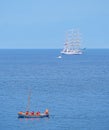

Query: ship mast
[26,90,31,111]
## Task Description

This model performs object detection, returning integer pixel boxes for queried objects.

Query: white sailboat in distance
[61,29,83,55]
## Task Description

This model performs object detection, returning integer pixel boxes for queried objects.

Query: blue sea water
[0,49,109,130]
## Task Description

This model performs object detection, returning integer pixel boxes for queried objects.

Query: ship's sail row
[61,29,83,55]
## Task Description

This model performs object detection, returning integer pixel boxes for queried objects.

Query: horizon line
[0,48,109,49]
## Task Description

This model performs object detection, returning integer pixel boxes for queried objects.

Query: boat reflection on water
[18,116,49,122]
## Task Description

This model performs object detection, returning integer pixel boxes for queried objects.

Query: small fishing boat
[57,55,62,59]
[18,109,49,118]
[18,91,49,118]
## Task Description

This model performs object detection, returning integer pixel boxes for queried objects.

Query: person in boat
[31,111,34,115]
[25,111,29,115]
[36,111,40,116]
[18,111,23,115]
[45,109,49,115]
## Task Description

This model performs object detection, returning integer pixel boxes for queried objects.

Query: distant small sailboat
[18,91,49,118]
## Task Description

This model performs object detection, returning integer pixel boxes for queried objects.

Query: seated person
[36,111,40,115]
[25,111,29,115]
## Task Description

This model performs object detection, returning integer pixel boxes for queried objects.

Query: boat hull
[18,113,49,118]
[61,51,83,55]
[61,49,83,55]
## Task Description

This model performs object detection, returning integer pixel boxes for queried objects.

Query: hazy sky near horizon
[0,0,109,49]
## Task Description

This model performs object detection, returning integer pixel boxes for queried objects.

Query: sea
[0,49,109,130]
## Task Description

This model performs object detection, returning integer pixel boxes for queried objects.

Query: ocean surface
[0,49,109,130]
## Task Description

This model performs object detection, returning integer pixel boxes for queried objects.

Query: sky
[0,0,109,49]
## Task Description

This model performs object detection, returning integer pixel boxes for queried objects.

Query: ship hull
[61,51,83,55]
[18,113,49,118]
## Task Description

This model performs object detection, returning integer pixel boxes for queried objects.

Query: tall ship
[61,29,83,55]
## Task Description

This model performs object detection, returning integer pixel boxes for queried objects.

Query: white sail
[61,29,83,55]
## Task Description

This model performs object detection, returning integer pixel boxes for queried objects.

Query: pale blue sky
[0,0,109,49]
